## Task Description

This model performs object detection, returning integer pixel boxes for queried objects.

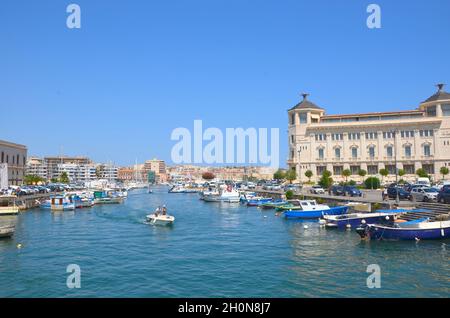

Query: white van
[416,177,431,187]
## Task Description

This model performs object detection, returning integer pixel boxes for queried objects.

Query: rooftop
[289,93,324,111]
[422,84,450,103]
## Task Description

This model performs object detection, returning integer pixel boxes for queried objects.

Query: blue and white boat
[246,197,273,207]
[324,211,399,229]
[283,200,348,219]
[356,220,450,241]
[41,196,75,211]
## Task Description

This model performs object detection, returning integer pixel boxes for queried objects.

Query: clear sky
[1,0,449,167]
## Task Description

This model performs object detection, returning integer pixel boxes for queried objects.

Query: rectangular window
[318,148,324,159]
[369,147,375,159]
[423,144,431,157]
[403,165,415,174]
[442,104,450,116]
[368,165,378,175]
[291,114,295,125]
[386,165,396,175]
[299,113,307,123]
[426,106,436,117]
[333,166,343,176]
[404,146,411,158]
[335,148,341,159]
[351,148,357,158]
[386,146,393,158]
[291,135,294,144]
[422,164,434,175]
[350,165,360,175]
[316,166,326,176]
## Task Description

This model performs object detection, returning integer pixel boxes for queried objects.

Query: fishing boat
[281,200,348,219]
[246,197,273,207]
[67,194,94,208]
[41,196,75,211]
[259,199,288,210]
[323,211,400,229]
[356,220,450,241]
[203,185,240,203]
[93,190,123,204]
[0,225,15,238]
[239,192,257,204]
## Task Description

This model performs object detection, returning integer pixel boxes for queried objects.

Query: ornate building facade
[288,84,450,183]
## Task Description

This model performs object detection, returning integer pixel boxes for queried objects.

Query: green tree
[440,167,449,180]
[285,190,294,200]
[364,176,381,190]
[358,169,367,179]
[398,169,405,178]
[286,170,297,184]
[416,168,429,179]
[60,172,70,184]
[50,177,59,183]
[379,168,388,181]
[273,169,286,181]
[318,170,333,189]
[202,172,215,180]
[304,170,313,182]
[342,169,351,182]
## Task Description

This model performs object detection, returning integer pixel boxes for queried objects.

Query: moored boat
[246,197,273,207]
[41,195,75,211]
[356,220,450,241]
[324,211,399,229]
[93,190,124,204]
[0,196,19,215]
[259,199,288,210]
[281,200,348,219]
[0,225,15,238]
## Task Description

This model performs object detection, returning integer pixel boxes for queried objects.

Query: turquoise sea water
[0,187,448,298]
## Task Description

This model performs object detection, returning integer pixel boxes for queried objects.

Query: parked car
[387,187,411,200]
[343,186,363,197]
[310,185,325,194]
[437,188,450,204]
[410,187,439,202]
[329,185,345,196]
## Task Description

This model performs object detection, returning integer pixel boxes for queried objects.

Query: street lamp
[391,129,400,204]
[297,148,301,185]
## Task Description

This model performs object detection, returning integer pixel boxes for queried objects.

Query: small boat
[41,196,75,211]
[259,200,288,210]
[203,185,240,203]
[246,197,273,207]
[323,212,400,230]
[66,193,94,209]
[93,190,124,204]
[0,225,15,238]
[146,207,175,226]
[281,200,348,219]
[356,220,450,241]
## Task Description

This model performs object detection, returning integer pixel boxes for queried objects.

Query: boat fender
[361,220,366,224]
[303,225,309,229]
[415,237,420,242]
[385,216,390,220]
[346,224,351,229]
[17,243,22,249]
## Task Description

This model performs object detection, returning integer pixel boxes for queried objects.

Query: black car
[437,187,450,204]
[329,185,345,196]
[387,187,411,200]
[343,186,363,197]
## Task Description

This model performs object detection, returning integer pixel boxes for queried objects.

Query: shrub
[364,177,381,189]
[285,190,294,200]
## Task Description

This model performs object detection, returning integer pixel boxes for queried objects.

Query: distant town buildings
[288,84,450,183]
[167,165,277,182]
[117,158,167,184]
[0,139,28,186]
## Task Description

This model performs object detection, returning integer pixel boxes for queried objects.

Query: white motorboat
[146,213,175,226]
[0,225,15,238]
[203,185,240,203]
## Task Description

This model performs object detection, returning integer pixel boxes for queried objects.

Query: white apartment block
[288,84,450,183]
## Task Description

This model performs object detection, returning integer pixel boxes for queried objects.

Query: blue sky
[1,0,449,167]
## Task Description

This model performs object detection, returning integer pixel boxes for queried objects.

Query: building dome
[290,93,324,111]
[422,84,450,103]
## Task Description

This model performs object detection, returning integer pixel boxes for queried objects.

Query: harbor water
[0,187,448,297]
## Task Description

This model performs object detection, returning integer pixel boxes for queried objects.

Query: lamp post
[391,129,400,204]
[297,149,301,185]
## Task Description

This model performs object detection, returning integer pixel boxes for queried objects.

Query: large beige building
[0,139,28,186]
[288,84,450,183]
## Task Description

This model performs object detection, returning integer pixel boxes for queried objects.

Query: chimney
[437,83,445,92]
[301,93,309,101]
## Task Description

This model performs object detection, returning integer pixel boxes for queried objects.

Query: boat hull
[284,206,348,219]
[325,213,394,230]
[356,224,450,241]
[146,214,175,226]
[0,227,15,238]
